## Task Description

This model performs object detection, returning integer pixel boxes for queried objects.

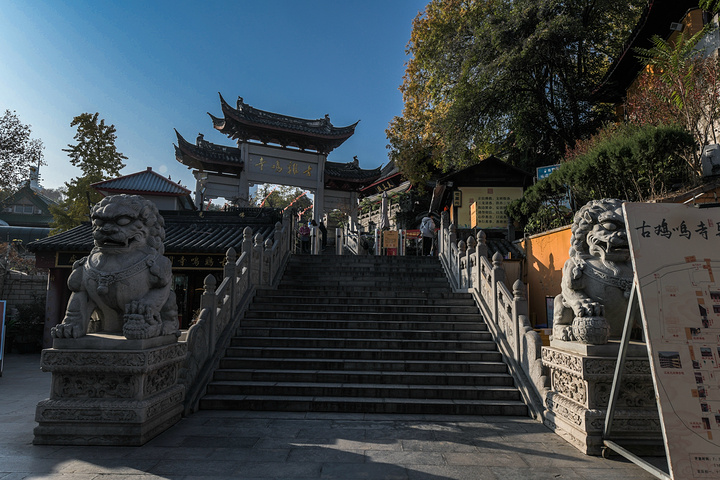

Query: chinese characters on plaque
[625,202,720,479]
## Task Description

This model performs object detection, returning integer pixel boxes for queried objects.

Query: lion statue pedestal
[34,195,186,445]
[541,199,661,455]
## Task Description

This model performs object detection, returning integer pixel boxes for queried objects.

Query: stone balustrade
[437,212,549,419]
[181,215,292,414]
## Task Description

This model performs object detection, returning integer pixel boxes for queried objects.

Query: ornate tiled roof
[211,94,358,154]
[174,130,244,174]
[91,167,191,196]
[28,210,281,255]
[324,158,382,192]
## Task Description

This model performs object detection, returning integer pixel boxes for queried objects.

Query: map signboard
[624,202,720,479]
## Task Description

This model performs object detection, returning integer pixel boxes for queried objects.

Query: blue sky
[0,0,427,191]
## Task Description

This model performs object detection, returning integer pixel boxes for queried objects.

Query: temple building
[29,95,384,343]
[174,94,382,227]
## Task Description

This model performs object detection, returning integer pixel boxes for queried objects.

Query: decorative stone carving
[34,334,187,446]
[542,344,661,455]
[552,199,634,344]
[51,195,180,340]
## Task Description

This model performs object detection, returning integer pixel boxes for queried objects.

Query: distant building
[430,156,533,234]
[91,166,195,211]
[0,166,56,229]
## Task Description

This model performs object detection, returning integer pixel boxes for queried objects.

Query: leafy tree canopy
[50,113,127,233]
[627,27,720,177]
[387,0,645,186]
[0,110,45,195]
[507,123,695,234]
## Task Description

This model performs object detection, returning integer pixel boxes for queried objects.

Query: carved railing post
[201,274,217,352]
[224,247,236,310]
[466,235,476,290]
[491,252,505,326]
[458,240,467,289]
[512,279,528,361]
[274,221,283,260]
[448,223,457,254]
[253,233,264,286]
[264,237,273,286]
[440,210,450,256]
[476,230,488,259]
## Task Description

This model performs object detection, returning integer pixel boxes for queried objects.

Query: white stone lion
[552,198,634,343]
[51,195,179,340]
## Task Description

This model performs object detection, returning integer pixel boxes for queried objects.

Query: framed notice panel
[624,202,720,479]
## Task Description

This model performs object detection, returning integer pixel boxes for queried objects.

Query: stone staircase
[199,255,528,416]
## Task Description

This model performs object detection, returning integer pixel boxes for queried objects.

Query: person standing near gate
[299,222,310,253]
[319,221,328,251]
[420,216,436,256]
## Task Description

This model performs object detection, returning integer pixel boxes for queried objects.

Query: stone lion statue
[552,198,634,344]
[52,195,179,340]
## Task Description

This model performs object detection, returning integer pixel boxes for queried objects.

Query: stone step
[236,327,492,340]
[251,295,477,306]
[198,394,528,416]
[212,369,515,386]
[261,289,463,299]
[205,381,522,401]
[242,310,481,322]
[238,319,488,331]
[218,356,507,372]
[275,280,450,290]
[231,336,498,350]
[199,253,528,417]
[247,303,480,314]
[287,256,440,265]
[224,346,503,361]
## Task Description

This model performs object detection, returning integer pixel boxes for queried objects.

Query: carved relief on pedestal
[551,370,587,406]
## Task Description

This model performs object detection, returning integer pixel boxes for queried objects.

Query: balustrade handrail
[437,211,549,419]
[180,214,293,414]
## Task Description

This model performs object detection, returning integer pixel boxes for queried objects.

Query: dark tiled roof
[28,210,282,255]
[324,160,383,193]
[91,168,191,196]
[325,161,381,182]
[487,237,524,259]
[0,226,51,244]
[174,130,244,174]
[212,94,357,154]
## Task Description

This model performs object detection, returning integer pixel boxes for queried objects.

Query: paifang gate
[174,94,382,225]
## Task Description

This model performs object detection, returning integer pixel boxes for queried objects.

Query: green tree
[50,113,127,233]
[627,27,719,177]
[387,0,645,185]
[0,110,45,194]
[507,123,695,234]
[700,0,720,14]
[252,184,312,214]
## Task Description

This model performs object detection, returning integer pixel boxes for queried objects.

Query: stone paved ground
[0,353,667,480]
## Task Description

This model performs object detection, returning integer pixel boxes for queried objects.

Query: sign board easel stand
[603,283,671,480]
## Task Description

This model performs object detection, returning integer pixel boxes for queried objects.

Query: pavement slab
[0,353,667,479]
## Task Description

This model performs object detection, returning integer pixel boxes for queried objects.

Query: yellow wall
[521,226,572,327]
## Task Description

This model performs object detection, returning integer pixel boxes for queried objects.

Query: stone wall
[1,270,48,314]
